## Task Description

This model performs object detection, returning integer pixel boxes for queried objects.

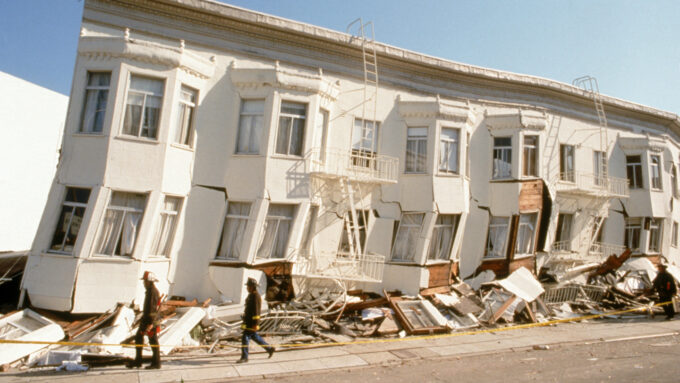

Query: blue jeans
[241,330,270,360]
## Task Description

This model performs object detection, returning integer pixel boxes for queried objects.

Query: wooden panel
[519,180,543,211]
[427,262,452,288]
[508,256,535,275]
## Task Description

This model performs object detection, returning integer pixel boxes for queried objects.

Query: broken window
[80,72,110,133]
[352,118,380,167]
[515,213,538,256]
[626,155,643,189]
[257,204,295,259]
[122,75,164,139]
[522,136,538,177]
[559,144,575,182]
[173,86,197,147]
[391,213,424,262]
[339,210,368,254]
[49,187,91,254]
[624,218,641,253]
[673,221,678,248]
[276,101,306,156]
[648,218,662,253]
[150,196,182,257]
[94,192,147,257]
[650,154,662,190]
[427,214,460,261]
[215,202,251,260]
[554,213,573,246]
[405,127,427,173]
[492,137,512,179]
[593,150,605,186]
[439,128,459,174]
[485,216,509,259]
[236,99,264,154]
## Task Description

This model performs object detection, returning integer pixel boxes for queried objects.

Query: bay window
[427,214,460,260]
[236,99,265,154]
[122,75,164,139]
[257,204,295,259]
[522,136,538,177]
[216,202,251,260]
[150,196,182,257]
[485,216,509,259]
[276,101,306,156]
[94,192,147,257]
[49,187,91,253]
[391,213,424,262]
[439,128,460,174]
[80,72,110,133]
[405,127,427,173]
[173,86,197,146]
[492,137,512,179]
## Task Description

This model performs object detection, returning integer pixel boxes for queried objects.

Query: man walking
[237,277,275,363]
[128,271,162,369]
[653,263,677,320]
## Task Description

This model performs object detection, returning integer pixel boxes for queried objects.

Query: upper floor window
[352,119,380,167]
[560,144,575,182]
[465,132,471,177]
[624,217,641,253]
[427,214,459,261]
[49,187,91,254]
[173,86,197,147]
[671,164,678,198]
[439,128,460,174]
[650,155,662,190]
[236,99,264,154]
[150,196,182,257]
[216,202,251,260]
[492,137,512,179]
[405,127,427,173]
[122,75,164,139]
[523,136,538,177]
[391,213,424,262]
[94,192,147,257]
[80,72,110,133]
[626,155,643,189]
[593,150,605,186]
[257,204,295,259]
[648,218,663,253]
[485,216,509,259]
[276,101,306,156]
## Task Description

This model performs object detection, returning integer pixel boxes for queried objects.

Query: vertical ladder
[340,178,363,258]
[572,76,609,183]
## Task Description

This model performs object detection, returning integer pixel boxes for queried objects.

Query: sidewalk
[3,316,680,383]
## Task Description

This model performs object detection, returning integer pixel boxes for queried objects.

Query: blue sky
[1,0,679,114]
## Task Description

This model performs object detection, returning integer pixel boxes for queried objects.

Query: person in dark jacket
[237,277,275,363]
[653,263,677,320]
[128,271,162,369]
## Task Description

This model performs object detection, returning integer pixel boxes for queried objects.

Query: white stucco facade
[20,0,680,313]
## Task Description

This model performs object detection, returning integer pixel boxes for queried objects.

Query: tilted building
[20,0,680,313]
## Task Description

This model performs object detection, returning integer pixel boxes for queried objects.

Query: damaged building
[19,0,680,316]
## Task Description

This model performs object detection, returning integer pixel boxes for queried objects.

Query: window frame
[173,86,197,147]
[235,99,265,155]
[215,201,252,260]
[650,154,662,190]
[648,218,663,253]
[149,195,182,257]
[554,213,573,250]
[427,214,460,261]
[672,221,679,248]
[256,204,296,260]
[484,216,510,260]
[559,144,575,182]
[439,127,460,175]
[48,187,91,254]
[624,217,641,253]
[391,213,425,263]
[492,137,512,180]
[522,135,538,177]
[121,74,165,140]
[79,71,111,134]
[93,191,147,258]
[626,155,643,189]
[671,163,678,198]
[275,101,307,157]
[405,127,428,174]
[515,212,538,257]
[593,150,605,186]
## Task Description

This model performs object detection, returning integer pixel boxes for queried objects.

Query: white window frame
[122,75,164,139]
[672,221,678,248]
[554,213,573,250]
[49,187,91,254]
[671,163,678,198]
[149,196,182,257]
[650,154,662,190]
[648,218,662,253]
[80,71,110,133]
[275,101,306,156]
[391,213,424,262]
[624,217,641,253]
[236,99,265,154]
[522,135,538,177]
[173,86,197,147]
[559,144,575,182]
[515,213,538,257]
[626,155,643,189]
[215,201,252,260]
[439,127,460,174]
[492,137,512,179]
[593,150,605,186]
[256,204,296,260]
[94,192,147,257]
[427,214,460,261]
[485,216,510,259]
[405,127,427,173]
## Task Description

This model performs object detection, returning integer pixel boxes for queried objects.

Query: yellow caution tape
[0,301,672,351]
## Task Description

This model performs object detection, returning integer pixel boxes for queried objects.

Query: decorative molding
[484,109,547,131]
[618,136,666,153]
[397,95,474,127]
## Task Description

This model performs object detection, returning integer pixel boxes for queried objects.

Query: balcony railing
[307,148,399,184]
[293,250,385,283]
[550,240,625,263]
[556,171,629,198]
[588,242,626,258]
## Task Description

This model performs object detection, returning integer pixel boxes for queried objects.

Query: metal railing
[556,171,629,198]
[551,240,572,253]
[588,242,626,258]
[294,250,385,282]
[307,148,399,184]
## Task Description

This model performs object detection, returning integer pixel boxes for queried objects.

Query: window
[650,155,662,190]
[465,132,471,177]
[300,206,319,254]
[339,210,368,253]
[352,118,380,167]
[405,127,427,173]
[94,192,147,257]
[313,109,329,163]
[593,150,605,186]
[174,86,197,146]
[49,187,91,253]
[485,216,509,259]
[523,136,538,177]
[624,218,641,253]
[122,75,164,139]
[554,213,573,250]
[427,214,460,260]
[671,164,678,198]
[257,204,295,259]
[626,156,643,189]
[80,72,110,133]
[672,221,678,248]
[515,213,538,256]
[275,101,306,156]
[216,202,251,260]
[492,137,512,179]
[236,99,265,154]
[439,128,460,174]
[648,218,662,253]
[150,196,182,257]
[391,213,424,262]
[560,144,575,182]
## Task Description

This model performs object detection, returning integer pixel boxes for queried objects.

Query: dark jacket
[140,284,161,328]
[242,290,262,331]
[653,269,677,299]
